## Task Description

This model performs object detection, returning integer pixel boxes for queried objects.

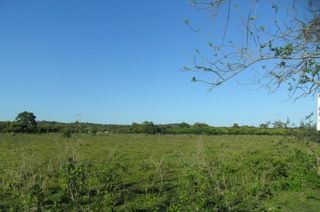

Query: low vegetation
[1,112,319,139]
[1,133,320,210]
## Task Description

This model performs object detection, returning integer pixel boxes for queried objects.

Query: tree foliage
[0,112,317,138]
[13,111,38,133]
[184,0,320,99]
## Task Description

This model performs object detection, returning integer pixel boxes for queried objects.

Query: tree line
[0,111,317,137]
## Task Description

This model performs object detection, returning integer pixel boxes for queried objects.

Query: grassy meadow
[1,133,320,211]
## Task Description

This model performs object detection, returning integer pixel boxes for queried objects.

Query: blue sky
[0,0,315,126]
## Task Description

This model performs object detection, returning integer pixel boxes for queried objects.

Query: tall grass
[0,134,320,210]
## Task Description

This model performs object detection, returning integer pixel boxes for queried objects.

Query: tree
[179,122,191,128]
[193,122,208,127]
[0,121,10,132]
[131,121,160,134]
[14,111,38,133]
[232,123,240,128]
[259,122,270,129]
[272,120,285,129]
[184,0,320,99]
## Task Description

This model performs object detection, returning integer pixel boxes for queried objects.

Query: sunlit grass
[0,133,320,210]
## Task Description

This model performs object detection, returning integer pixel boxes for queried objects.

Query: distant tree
[13,111,38,133]
[193,122,208,127]
[0,121,10,132]
[259,121,271,129]
[131,121,160,134]
[179,122,190,128]
[259,123,269,129]
[285,117,291,128]
[232,123,240,128]
[142,121,159,134]
[184,0,320,99]
[272,120,286,129]
[91,126,99,135]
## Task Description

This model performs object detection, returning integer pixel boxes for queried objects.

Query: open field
[1,133,320,211]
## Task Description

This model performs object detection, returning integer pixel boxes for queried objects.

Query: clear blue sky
[0,0,315,126]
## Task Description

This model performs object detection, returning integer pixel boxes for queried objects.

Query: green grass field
[1,133,320,211]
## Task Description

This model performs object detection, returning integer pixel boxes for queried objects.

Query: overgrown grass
[0,133,320,210]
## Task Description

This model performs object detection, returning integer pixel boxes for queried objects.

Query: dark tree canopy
[184,0,320,99]
[14,111,38,133]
